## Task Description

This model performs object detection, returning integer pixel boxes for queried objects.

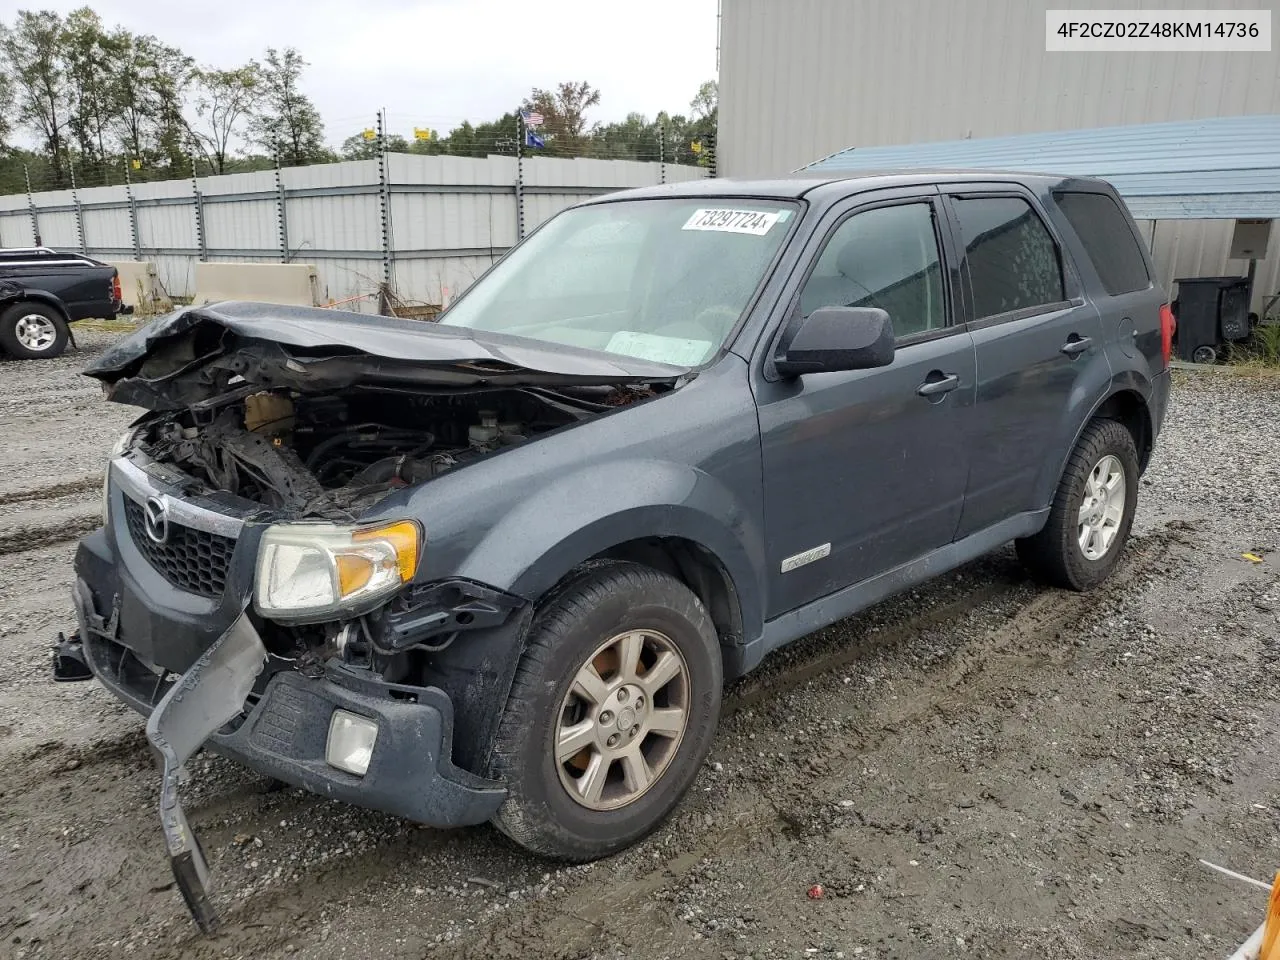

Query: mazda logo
[143,496,169,544]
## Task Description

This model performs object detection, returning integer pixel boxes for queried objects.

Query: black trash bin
[1173,276,1251,363]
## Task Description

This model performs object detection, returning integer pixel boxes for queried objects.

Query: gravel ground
[0,331,1278,960]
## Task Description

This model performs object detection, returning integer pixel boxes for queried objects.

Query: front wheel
[488,562,722,860]
[1016,418,1140,591]
[0,302,70,359]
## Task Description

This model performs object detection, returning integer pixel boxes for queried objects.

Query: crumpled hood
[85,301,689,409]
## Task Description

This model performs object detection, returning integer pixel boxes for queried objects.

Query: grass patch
[1224,322,1280,371]
[71,317,144,333]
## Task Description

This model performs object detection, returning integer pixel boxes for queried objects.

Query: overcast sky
[34,0,721,143]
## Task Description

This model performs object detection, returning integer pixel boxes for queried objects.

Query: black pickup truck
[0,247,122,359]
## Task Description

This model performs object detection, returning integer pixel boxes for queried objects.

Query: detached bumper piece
[145,612,267,933]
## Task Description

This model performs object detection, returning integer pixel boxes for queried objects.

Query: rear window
[1053,191,1150,296]
[953,197,1065,319]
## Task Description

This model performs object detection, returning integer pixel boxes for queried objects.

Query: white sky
[31,0,721,145]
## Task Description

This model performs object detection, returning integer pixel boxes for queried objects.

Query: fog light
[326,709,378,776]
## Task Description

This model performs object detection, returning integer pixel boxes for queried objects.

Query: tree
[1,10,71,184]
[592,111,660,161]
[340,130,407,159]
[62,7,115,170]
[189,64,259,174]
[108,30,194,174]
[249,47,326,165]
[690,80,717,120]
[0,56,13,151]
[525,81,601,156]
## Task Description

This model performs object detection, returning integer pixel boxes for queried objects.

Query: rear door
[1047,188,1165,372]
[752,189,977,617]
[942,186,1110,538]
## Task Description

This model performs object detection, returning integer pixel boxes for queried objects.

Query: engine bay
[135,384,646,517]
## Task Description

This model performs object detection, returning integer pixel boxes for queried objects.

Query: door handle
[1060,335,1093,356]
[916,373,960,397]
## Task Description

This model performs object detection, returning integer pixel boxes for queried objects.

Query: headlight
[254,520,421,621]
[102,428,136,521]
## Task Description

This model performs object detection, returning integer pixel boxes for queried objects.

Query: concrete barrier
[107,260,171,313]
[193,262,322,307]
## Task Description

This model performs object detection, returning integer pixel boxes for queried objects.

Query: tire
[488,561,722,860]
[0,302,69,359]
[1016,418,1139,591]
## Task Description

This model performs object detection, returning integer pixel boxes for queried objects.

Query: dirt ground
[1,329,1278,960]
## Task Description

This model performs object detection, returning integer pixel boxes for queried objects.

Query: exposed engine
[136,385,629,517]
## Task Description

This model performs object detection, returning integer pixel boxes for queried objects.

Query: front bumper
[72,469,507,930]
[72,573,505,829]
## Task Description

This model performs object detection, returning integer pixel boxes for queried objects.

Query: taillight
[1159,303,1175,367]
[111,272,122,303]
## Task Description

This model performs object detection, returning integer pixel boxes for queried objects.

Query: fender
[1035,368,1154,509]
[449,457,766,646]
[0,282,72,322]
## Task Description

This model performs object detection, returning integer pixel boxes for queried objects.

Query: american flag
[522,109,544,127]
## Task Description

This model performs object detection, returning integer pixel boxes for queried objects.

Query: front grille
[123,497,236,598]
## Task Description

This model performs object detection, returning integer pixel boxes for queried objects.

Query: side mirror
[774,306,895,378]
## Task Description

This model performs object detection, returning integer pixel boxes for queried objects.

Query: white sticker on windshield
[682,208,781,236]
[606,330,712,366]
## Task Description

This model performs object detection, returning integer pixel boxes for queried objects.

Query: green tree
[524,81,601,157]
[189,64,260,174]
[109,30,194,174]
[690,80,717,121]
[0,54,13,151]
[1,10,71,184]
[592,111,660,161]
[62,7,115,169]
[340,130,407,159]
[249,47,327,165]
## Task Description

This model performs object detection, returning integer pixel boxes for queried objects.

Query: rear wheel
[0,302,69,359]
[1016,418,1139,591]
[488,562,722,860]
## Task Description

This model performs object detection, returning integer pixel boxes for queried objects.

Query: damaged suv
[66,172,1171,930]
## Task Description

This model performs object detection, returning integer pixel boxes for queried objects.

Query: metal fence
[0,153,709,312]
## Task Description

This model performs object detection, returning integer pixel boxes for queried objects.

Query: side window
[799,203,946,339]
[953,197,1065,319]
[1053,190,1150,295]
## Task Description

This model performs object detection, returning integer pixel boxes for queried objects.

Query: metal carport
[804,115,1280,315]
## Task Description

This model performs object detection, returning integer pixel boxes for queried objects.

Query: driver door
[751,192,977,618]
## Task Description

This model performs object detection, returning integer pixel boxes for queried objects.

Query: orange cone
[1261,872,1280,959]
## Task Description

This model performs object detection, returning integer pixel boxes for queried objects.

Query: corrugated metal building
[718,0,1280,308]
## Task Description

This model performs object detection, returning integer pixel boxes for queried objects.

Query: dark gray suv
[66,171,1172,929]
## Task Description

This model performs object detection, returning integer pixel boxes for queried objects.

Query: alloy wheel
[1077,454,1126,561]
[555,629,690,811]
[14,314,58,353]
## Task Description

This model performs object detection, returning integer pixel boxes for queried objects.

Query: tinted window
[1054,190,1150,295]
[800,203,945,339]
[954,197,1064,319]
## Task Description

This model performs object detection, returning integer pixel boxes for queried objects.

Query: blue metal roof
[804,115,1280,220]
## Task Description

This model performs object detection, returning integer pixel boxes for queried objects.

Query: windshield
[437,198,798,366]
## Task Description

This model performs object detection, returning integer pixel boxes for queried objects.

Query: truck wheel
[489,562,722,860]
[1016,418,1139,591]
[0,302,69,359]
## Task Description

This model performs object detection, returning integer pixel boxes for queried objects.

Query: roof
[592,169,1076,204]
[803,114,1280,220]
